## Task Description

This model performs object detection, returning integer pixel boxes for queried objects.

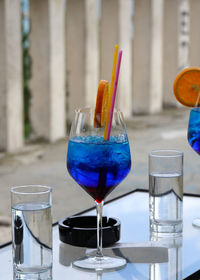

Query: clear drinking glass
[67,107,131,271]
[149,150,183,236]
[11,185,52,279]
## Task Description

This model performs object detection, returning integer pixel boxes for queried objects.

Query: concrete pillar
[133,0,164,114]
[163,0,179,107]
[178,0,189,69]
[29,0,66,141]
[66,0,86,121]
[85,0,100,108]
[101,0,118,82]
[101,0,132,118]
[0,0,23,152]
[66,0,99,121]
[118,0,132,118]
[189,0,200,66]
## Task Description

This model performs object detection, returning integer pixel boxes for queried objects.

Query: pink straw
[106,50,123,140]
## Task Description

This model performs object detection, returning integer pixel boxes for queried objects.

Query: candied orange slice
[173,67,200,107]
[94,80,109,128]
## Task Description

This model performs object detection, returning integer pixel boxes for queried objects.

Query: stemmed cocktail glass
[188,106,200,226]
[67,107,131,271]
[173,67,200,227]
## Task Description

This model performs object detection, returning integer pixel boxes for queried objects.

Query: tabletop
[1,190,200,279]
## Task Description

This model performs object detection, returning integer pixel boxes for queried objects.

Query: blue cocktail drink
[172,67,200,228]
[66,107,131,271]
[188,108,200,155]
[188,107,200,227]
[67,135,131,203]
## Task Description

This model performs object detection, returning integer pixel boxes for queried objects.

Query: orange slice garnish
[94,80,109,128]
[173,67,200,107]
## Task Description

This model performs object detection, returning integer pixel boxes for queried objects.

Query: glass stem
[96,201,104,258]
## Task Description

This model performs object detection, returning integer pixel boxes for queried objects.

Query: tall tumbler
[11,185,52,279]
[149,150,183,235]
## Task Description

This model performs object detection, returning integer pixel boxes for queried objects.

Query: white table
[1,190,200,279]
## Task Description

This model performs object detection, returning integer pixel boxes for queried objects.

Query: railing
[0,0,199,153]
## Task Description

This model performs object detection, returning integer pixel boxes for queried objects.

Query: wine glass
[67,107,131,271]
[188,106,200,226]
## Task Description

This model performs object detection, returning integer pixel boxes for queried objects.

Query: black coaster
[59,215,121,248]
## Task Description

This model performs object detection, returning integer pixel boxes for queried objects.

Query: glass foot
[14,268,52,280]
[192,218,200,227]
[73,255,126,272]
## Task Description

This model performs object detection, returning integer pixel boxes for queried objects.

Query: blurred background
[0,0,200,244]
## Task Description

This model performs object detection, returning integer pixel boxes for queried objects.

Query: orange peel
[94,80,109,127]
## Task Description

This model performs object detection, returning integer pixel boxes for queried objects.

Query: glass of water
[11,185,52,279]
[149,150,183,236]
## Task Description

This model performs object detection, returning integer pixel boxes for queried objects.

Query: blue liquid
[188,108,200,155]
[67,135,131,202]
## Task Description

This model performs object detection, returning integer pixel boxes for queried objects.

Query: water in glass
[12,202,52,274]
[149,172,183,234]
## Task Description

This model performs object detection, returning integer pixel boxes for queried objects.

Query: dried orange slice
[173,67,200,107]
[94,80,109,128]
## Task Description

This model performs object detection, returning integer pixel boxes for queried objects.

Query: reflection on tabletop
[150,235,182,280]
[59,242,168,266]
[59,231,183,280]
